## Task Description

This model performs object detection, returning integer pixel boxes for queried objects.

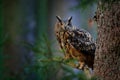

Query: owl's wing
[67,28,96,55]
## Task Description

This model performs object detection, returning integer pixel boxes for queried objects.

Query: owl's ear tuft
[56,16,62,24]
[67,16,72,26]
[68,16,72,23]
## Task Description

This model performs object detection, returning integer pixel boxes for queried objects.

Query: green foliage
[22,34,98,80]
[101,0,119,3]
[73,0,97,10]
[74,0,118,10]
[22,34,61,80]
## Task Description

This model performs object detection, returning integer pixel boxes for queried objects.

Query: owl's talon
[75,64,83,70]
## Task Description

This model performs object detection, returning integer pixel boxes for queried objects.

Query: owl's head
[55,16,72,33]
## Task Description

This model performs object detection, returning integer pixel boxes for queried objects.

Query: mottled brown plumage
[54,16,96,70]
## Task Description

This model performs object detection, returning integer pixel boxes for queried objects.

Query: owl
[54,16,96,70]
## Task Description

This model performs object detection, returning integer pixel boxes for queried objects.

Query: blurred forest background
[0,0,97,80]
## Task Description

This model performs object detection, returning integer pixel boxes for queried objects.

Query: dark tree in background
[94,1,120,80]
[3,0,36,79]
[3,0,24,78]
[0,0,4,79]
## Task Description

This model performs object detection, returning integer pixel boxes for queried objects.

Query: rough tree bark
[94,1,120,80]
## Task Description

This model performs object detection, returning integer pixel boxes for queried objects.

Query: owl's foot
[75,62,85,70]
[61,55,70,62]
[64,54,72,60]
[64,56,69,60]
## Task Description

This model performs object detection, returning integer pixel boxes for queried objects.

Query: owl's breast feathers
[56,27,96,55]
[56,27,96,69]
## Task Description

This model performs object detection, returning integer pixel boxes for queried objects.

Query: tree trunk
[0,0,4,79]
[94,1,120,80]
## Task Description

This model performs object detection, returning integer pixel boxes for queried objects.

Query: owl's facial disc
[56,16,73,30]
